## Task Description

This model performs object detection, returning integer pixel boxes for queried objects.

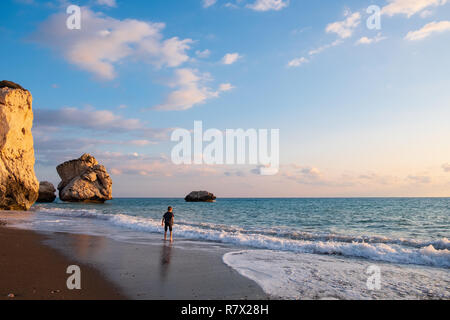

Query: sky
[1,0,450,197]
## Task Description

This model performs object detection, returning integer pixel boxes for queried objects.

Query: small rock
[185,191,216,202]
[37,181,57,203]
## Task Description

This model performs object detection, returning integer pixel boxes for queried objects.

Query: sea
[15,198,450,299]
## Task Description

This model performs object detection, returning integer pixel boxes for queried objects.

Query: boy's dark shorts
[165,223,173,232]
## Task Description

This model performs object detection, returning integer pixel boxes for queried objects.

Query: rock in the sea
[185,191,216,202]
[57,154,112,203]
[37,181,56,203]
[0,81,39,210]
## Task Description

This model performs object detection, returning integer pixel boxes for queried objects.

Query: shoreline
[2,205,448,300]
[0,213,269,300]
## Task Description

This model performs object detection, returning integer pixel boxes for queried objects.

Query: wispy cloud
[96,0,117,8]
[442,163,450,172]
[154,68,232,111]
[246,0,289,12]
[218,83,235,91]
[196,49,211,58]
[326,12,361,39]
[202,0,217,8]
[382,0,448,18]
[221,52,242,65]
[308,39,343,56]
[408,175,432,184]
[356,33,387,45]
[287,39,342,68]
[405,20,450,40]
[287,57,308,68]
[35,107,143,132]
[34,106,172,140]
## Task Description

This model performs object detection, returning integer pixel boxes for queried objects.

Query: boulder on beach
[37,181,56,203]
[185,191,216,202]
[0,81,39,210]
[57,154,112,203]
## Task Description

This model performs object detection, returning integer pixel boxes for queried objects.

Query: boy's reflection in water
[159,242,173,280]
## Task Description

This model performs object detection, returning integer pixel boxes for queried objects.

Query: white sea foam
[29,207,450,268]
[223,250,450,300]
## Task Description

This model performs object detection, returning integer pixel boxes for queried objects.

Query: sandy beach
[0,225,124,300]
[0,213,268,300]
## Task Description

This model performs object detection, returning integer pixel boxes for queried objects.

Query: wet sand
[0,225,125,300]
[0,213,268,300]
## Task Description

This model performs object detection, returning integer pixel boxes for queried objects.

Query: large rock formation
[0,81,39,210]
[37,181,56,203]
[185,191,216,202]
[57,154,112,203]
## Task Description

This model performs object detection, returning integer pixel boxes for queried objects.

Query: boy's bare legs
[169,231,173,242]
[164,231,167,241]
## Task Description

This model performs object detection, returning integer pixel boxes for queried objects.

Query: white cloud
[96,0,117,7]
[247,0,289,11]
[196,49,211,58]
[282,165,326,185]
[287,57,308,68]
[224,2,239,9]
[33,7,193,80]
[326,12,361,39]
[218,83,235,91]
[443,163,450,172]
[154,69,231,111]
[221,52,242,65]
[420,9,434,18]
[202,0,217,8]
[308,39,343,56]
[356,33,387,45]
[405,20,450,40]
[382,0,447,18]
[288,39,342,68]
[408,175,432,184]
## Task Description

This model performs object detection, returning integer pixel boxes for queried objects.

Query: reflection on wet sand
[159,242,173,280]
[68,233,107,258]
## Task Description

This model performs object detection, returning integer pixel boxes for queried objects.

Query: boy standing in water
[161,206,174,242]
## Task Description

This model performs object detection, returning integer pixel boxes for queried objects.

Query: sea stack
[185,191,217,202]
[37,181,57,203]
[0,81,39,210]
[56,154,112,203]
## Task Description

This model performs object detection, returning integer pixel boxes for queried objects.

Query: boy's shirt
[163,212,174,225]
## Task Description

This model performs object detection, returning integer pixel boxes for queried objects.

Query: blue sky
[1,0,450,197]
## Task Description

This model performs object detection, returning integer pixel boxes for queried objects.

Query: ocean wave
[35,207,450,268]
[223,250,450,300]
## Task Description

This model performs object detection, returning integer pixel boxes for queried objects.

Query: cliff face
[57,154,112,203]
[0,84,39,210]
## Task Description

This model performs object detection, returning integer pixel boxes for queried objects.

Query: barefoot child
[161,206,174,242]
